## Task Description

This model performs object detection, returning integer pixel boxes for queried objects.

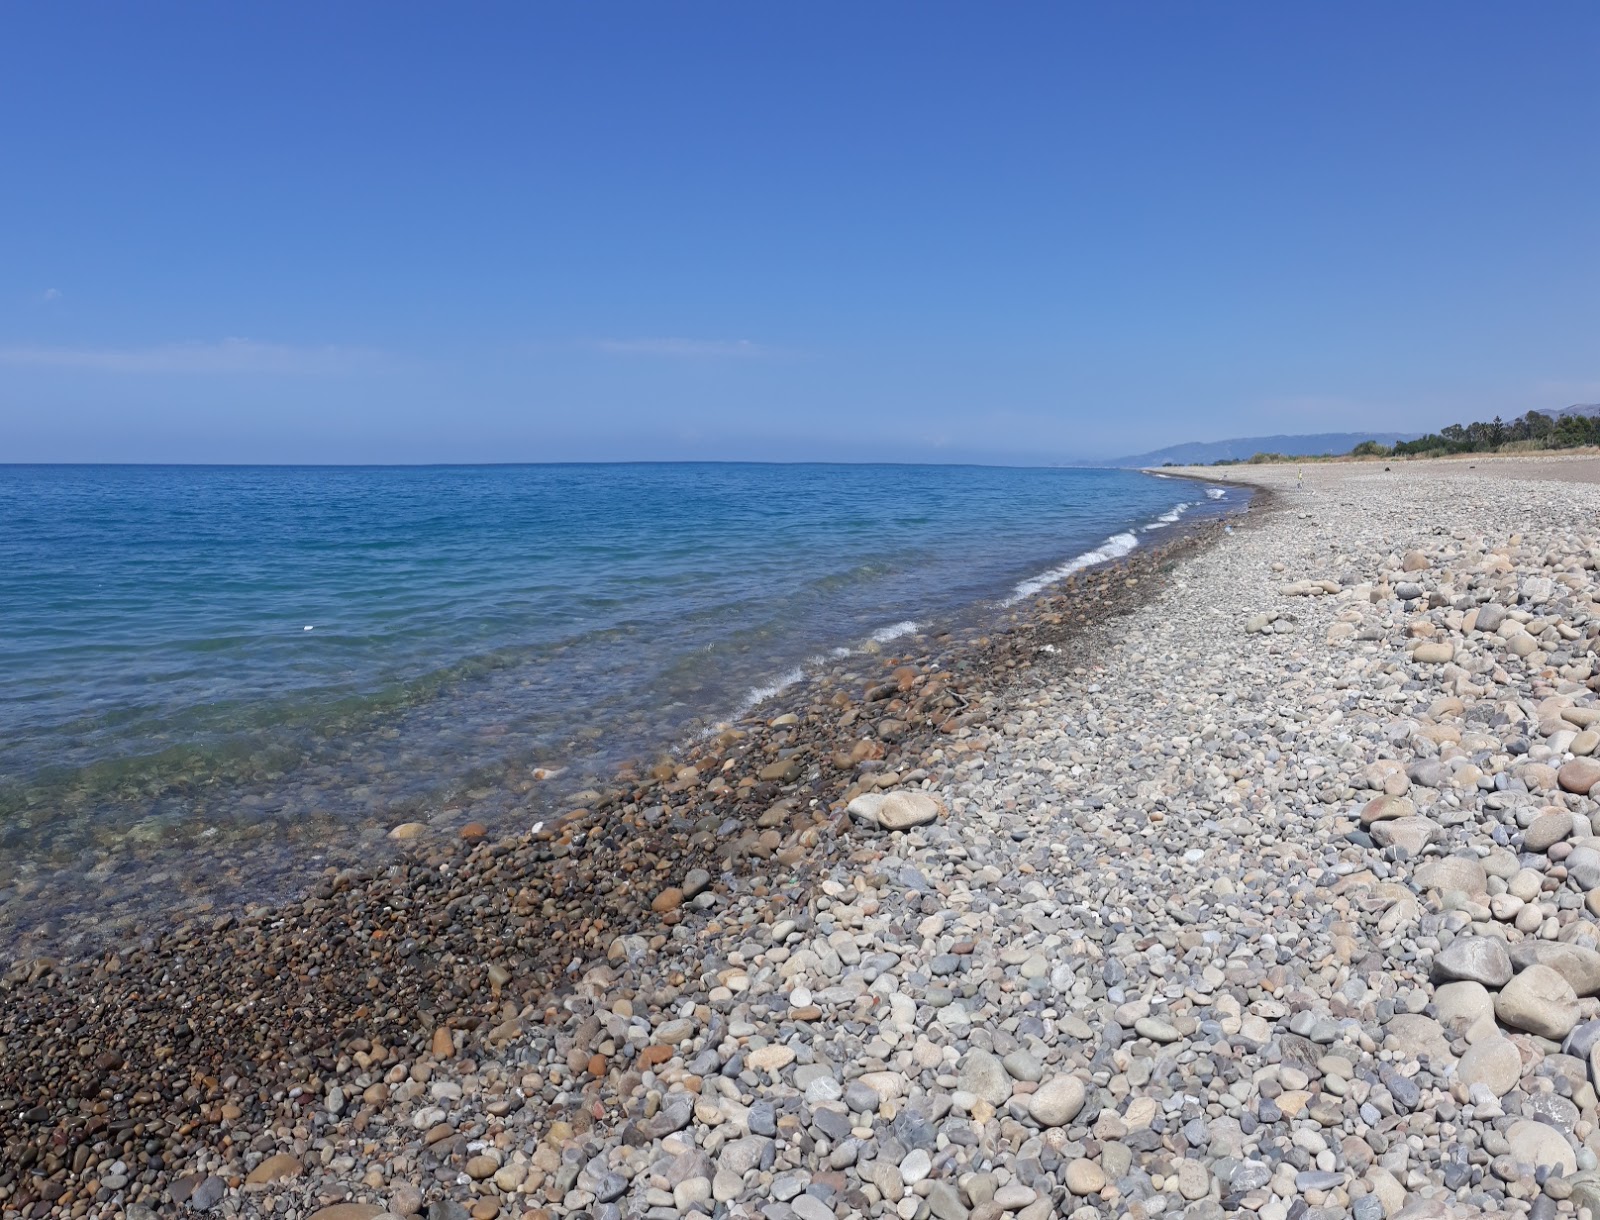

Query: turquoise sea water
[0,463,1237,927]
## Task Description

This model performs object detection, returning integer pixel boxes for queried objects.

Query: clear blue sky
[2,4,1595,463]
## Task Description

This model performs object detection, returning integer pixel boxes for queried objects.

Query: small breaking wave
[1144,501,1193,531]
[1005,531,1140,605]
[1206,486,1226,500]
[869,619,921,644]
[732,665,806,719]
[725,620,925,723]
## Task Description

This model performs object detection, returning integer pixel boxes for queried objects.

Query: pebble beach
[8,455,1600,1220]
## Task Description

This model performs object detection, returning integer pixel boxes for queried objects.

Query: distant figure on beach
[1297,466,1304,488]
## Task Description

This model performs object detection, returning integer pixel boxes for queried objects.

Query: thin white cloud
[0,338,385,375]
[39,288,63,304]
[588,337,773,358]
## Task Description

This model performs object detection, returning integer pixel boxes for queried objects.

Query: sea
[0,463,1239,946]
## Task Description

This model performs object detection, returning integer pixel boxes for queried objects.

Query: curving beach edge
[6,456,1600,1220]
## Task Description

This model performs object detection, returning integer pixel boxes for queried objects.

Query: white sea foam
[1143,501,1195,531]
[733,665,806,718]
[1005,531,1139,604]
[869,619,921,644]
[1206,486,1226,500]
[725,621,920,725]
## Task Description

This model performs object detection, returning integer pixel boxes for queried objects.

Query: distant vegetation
[1383,408,1600,457]
[1209,406,1600,465]
[1211,452,1319,466]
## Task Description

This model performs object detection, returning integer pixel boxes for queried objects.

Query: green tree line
[1367,409,1600,458]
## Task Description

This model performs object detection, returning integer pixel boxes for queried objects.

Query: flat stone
[1526,810,1575,852]
[1177,1160,1210,1200]
[1001,1050,1044,1082]
[682,868,712,898]
[1371,816,1441,855]
[1568,846,1600,890]
[1028,1075,1087,1126]
[926,1181,969,1220]
[957,1048,1012,1105]
[993,1184,1038,1209]
[655,1017,696,1044]
[1414,856,1487,896]
[1135,1016,1182,1043]
[1065,1159,1106,1195]
[1360,795,1414,825]
[1384,1013,1455,1063]
[844,1080,881,1112]
[1433,980,1495,1028]
[1509,941,1600,996]
[790,1198,835,1220]
[190,1178,227,1212]
[1507,1119,1577,1174]
[877,791,944,830]
[1432,936,1513,987]
[1560,760,1600,795]
[1457,1034,1522,1096]
[1496,964,1581,1040]
[900,1148,932,1185]
[718,1136,770,1177]
[245,1154,303,1185]
[747,1043,796,1072]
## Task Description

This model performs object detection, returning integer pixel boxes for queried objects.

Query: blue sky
[2,4,1595,463]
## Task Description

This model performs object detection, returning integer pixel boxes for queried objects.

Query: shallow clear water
[0,463,1234,875]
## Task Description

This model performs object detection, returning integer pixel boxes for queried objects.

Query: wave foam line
[1206,486,1226,500]
[1143,501,1196,531]
[1005,531,1139,605]
[732,665,806,719]
[869,620,921,644]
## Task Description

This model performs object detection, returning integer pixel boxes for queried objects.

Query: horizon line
[0,458,1145,472]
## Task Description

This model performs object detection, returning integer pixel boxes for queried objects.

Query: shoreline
[0,487,1257,1212]
[16,458,1600,1220]
[0,480,1242,967]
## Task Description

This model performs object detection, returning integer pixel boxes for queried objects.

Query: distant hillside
[1557,403,1600,419]
[1108,432,1419,468]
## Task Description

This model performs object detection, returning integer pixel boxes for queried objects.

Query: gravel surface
[6,458,1600,1220]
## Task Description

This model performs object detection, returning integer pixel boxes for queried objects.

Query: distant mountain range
[1104,432,1419,468]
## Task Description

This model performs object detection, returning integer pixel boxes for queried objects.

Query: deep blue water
[0,463,1234,893]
